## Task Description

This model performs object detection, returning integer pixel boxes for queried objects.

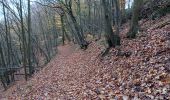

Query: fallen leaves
[1,14,170,100]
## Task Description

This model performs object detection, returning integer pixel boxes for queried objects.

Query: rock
[132,96,140,100]
[146,88,152,94]
[98,94,106,99]
[122,95,129,100]
[147,95,154,99]
[162,87,167,94]
[44,92,48,97]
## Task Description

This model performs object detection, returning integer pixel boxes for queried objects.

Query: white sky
[0,3,3,21]
[125,0,133,9]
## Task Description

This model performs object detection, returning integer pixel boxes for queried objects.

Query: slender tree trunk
[0,43,7,90]
[28,0,34,76]
[37,13,50,62]
[61,15,71,45]
[127,0,143,38]
[88,0,91,32]
[113,0,121,35]
[61,15,65,45]
[3,1,10,67]
[52,11,58,46]
[68,7,88,49]
[20,0,27,80]
[121,0,126,24]
[98,0,103,39]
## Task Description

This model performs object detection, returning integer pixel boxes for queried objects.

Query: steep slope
[1,14,170,99]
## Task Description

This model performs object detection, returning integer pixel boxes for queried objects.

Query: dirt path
[2,43,104,99]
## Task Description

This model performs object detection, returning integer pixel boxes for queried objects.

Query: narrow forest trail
[2,43,106,99]
[1,14,170,99]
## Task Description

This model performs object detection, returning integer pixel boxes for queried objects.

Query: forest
[0,0,170,99]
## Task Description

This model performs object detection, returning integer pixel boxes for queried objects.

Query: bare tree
[102,0,120,48]
[127,0,143,38]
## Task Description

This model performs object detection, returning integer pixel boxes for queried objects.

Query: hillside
[1,14,170,99]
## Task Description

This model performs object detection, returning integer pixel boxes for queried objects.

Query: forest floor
[0,14,170,99]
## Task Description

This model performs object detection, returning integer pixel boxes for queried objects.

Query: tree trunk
[113,0,121,36]
[28,0,34,76]
[20,0,27,80]
[69,8,88,49]
[61,15,65,45]
[0,43,7,90]
[127,0,143,38]
[3,1,11,67]
[102,0,120,48]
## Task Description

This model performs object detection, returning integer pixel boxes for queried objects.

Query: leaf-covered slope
[1,14,170,100]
